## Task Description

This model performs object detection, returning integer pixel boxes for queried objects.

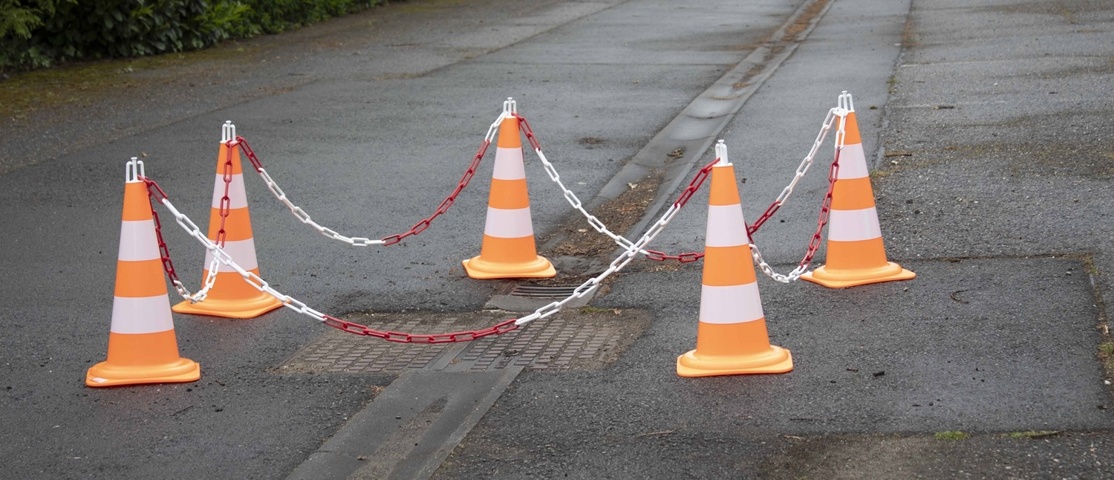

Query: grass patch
[1101,342,1114,372]
[934,431,968,441]
[0,44,257,121]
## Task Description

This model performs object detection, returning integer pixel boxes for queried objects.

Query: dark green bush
[0,0,381,72]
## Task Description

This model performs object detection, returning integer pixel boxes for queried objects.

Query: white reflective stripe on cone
[492,148,526,180]
[482,207,535,238]
[704,204,748,248]
[204,238,260,272]
[699,283,764,324]
[827,207,883,242]
[836,142,869,180]
[118,220,161,262]
[210,173,249,209]
[110,295,175,334]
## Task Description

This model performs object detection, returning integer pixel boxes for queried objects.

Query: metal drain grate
[277,309,650,374]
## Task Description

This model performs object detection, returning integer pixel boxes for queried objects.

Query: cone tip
[222,120,236,143]
[714,139,730,166]
[125,157,144,182]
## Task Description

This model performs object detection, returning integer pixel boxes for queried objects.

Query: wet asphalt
[1,0,1112,478]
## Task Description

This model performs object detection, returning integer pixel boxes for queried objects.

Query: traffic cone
[802,92,914,288]
[677,141,793,378]
[87,158,200,387]
[462,99,555,279]
[173,121,283,318]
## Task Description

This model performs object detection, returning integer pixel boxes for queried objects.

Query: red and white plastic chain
[124,157,186,300]
[142,164,222,303]
[137,139,711,340]
[749,146,840,282]
[143,175,191,299]
[516,113,714,263]
[517,109,839,264]
[154,121,239,303]
[187,132,238,300]
[513,159,714,327]
[642,158,718,262]
[232,111,510,247]
[747,107,841,238]
[140,173,524,343]
[744,106,846,283]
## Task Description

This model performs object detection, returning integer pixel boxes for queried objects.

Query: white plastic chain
[152,165,686,329]
[533,106,847,283]
[248,102,514,247]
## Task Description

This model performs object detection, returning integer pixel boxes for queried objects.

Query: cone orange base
[86,358,200,387]
[676,346,793,378]
[801,262,915,289]
[462,255,555,280]
[173,292,283,319]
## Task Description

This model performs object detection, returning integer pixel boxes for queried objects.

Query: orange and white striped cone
[87,158,200,387]
[677,142,793,378]
[173,121,283,318]
[462,100,555,279]
[802,92,914,288]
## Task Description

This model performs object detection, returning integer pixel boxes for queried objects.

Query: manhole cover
[277,308,650,374]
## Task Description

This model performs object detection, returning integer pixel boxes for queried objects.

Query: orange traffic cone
[802,92,914,288]
[462,99,555,279]
[87,158,200,387]
[677,141,793,378]
[173,121,283,318]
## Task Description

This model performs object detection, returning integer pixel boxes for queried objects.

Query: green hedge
[0,0,382,72]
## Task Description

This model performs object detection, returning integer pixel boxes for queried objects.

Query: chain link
[641,158,718,262]
[143,176,209,301]
[518,113,715,262]
[188,141,237,301]
[143,175,523,342]
[749,106,846,282]
[232,111,509,248]
[746,107,839,235]
[750,143,841,282]
[133,96,852,340]
[519,107,841,269]
[140,148,698,338]
[128,158,189,300]
[522,105,851,282]
[164,141,236,303]
[516,188,689,327]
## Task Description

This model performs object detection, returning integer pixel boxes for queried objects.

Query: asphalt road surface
[1,0,1112,478]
